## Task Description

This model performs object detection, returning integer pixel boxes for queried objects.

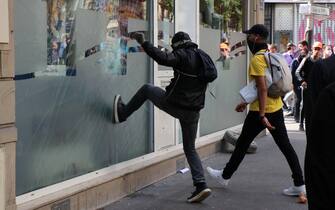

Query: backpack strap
[174,48,200,78]
[174,69,198,78]
[266,53,274,78]
[255,51,274,78]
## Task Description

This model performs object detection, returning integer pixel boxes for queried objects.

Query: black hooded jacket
[141,41,207,111]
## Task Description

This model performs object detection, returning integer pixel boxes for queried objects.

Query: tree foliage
[214,0,242,32]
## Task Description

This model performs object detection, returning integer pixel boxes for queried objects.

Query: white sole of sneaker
[282,191,304,197]
[113,94,120,123]
[187,188,211,203]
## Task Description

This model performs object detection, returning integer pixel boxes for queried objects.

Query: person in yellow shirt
[207,24,305,196]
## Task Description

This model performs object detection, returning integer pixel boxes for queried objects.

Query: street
[104,117,308,210]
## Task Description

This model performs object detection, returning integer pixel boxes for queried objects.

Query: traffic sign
[299,4,330,16]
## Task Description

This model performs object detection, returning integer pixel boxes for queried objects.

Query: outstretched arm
[131,32,182,68]
[141,42,182,67]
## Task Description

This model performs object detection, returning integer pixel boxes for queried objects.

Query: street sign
[299,4,330,16]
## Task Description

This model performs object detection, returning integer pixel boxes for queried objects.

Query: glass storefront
[15,0,152,195]
[199,0,247,136]
[157,0,174,51]
[13,0,246,196]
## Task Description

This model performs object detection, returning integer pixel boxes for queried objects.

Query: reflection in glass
[15,0,151,195]
[199,0,243,71]
[46,0,147,76]
[81,0,147,75]
[199,1,246,135]
[157,0,174,51]
[47,0,76,74]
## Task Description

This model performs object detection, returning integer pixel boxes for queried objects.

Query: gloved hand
[130,32,145,45]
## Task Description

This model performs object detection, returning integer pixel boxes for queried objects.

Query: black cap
[171,31,191,49]
[243,24,269,39]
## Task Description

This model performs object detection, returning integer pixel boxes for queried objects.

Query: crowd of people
[265,33,335,210]
[276,41,335,209]
[268,40,334,132]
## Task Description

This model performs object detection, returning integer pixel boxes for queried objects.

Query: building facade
[265,0,335,52]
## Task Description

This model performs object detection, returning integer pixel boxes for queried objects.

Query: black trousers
[222,109,305,186]
[303,88,312,138]
[294,87,304,124]
[123,84,205,186]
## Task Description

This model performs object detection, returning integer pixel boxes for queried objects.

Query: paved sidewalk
[103,117,308,210]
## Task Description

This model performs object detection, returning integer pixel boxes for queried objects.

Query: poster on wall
[0,0,10,43]
[81,0,146,75]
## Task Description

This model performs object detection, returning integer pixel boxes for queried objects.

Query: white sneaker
[206,167,230,187]
[283,185,306,196]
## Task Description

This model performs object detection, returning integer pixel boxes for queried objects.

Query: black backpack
[196,49,218,83]
[176,49,218,83]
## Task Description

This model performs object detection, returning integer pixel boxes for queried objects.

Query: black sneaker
[113,94,126,123]
[187,186,211,203]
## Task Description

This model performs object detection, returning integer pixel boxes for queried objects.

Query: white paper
[239,80,258,104]
[179,167,190,174]
[239,70,273,104]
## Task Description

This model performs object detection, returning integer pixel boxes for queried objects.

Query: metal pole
[305,0,314,50]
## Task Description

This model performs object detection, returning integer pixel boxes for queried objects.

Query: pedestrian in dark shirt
[295,41,323,134]
[291,48,308,128]
[304,48,335,210]
[112,31,211,203]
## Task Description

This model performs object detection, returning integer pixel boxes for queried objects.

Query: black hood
[171,31,197,50]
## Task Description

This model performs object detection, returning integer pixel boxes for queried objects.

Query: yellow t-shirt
[249,49,283,113]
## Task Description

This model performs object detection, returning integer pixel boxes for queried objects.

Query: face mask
[247,39,268,54]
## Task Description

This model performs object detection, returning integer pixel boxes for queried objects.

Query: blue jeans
[122,84,205,185]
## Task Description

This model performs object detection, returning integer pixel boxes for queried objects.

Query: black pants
[294,87,303,123]
[122,84,205,186]
[303,88,312,138]
[222,109,305,186]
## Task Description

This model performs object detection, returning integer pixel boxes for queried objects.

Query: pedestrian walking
[298,40,309,51]
[283,43,296,68]
[112,31,212,203]
[207,24,306,197]
[269,44,278,53]
[291,48,308,129]
[323,44,334,59]
[295,41,323,136]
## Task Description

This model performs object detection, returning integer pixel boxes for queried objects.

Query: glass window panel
[157,0,174,71]
[15,0,152,195]
[199,0,246,136]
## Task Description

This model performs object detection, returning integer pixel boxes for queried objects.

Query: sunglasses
[220,48,229,51]
[314,47,322,51]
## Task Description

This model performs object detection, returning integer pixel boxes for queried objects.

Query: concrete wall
[0,0,17,209]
